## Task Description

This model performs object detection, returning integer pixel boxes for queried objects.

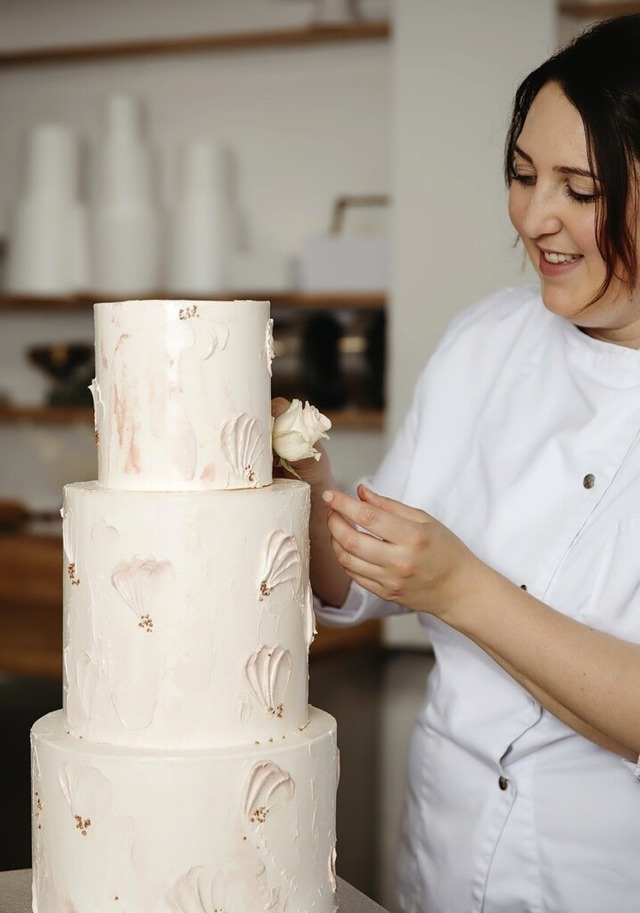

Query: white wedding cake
[30,300,339,912]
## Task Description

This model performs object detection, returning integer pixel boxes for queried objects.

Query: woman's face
[508,80,640,347]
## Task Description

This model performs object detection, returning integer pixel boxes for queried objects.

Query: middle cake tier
[62,478,314,749]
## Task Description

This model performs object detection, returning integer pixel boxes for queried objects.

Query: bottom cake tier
[31,707,338,913]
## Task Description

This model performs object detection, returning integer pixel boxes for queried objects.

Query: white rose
[272,399,332,463]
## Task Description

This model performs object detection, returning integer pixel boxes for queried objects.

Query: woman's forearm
[309,485,352,607]
[452,563,640,760]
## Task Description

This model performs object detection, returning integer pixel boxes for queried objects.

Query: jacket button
[583,473,596,489]
[498,776,509,791]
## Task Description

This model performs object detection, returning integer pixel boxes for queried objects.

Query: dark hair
[505,14,640,297]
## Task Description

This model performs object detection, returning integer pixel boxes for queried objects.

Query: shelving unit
[0,17,389,432]
[0,291,386,313]
[0,291,387,428]
[0,13,388,678]
[0,20,390,67]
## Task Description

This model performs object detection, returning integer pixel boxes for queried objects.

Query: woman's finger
[271,396,291,417]
[328,514,393,580]
[326,504,393,569]
[357,484,433,524]
[323,487,429,548]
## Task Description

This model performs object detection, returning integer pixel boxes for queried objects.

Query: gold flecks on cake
[243,760,295,825]
[94,429,100,445]
[259,530,302,601]
[250,806,268,824]
[111,556,174,628]
[244,645,291,715]
[179,304,199,320]
[221,413,264,487]
[68,564,81,586]
[34,789,43,829]
[74,815,91,836]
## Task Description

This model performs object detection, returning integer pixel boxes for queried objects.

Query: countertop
[0,869,390,913]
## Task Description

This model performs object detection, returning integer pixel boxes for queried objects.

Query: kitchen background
[0,0,617,909]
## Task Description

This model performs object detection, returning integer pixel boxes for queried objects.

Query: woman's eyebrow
[513,143,598,181]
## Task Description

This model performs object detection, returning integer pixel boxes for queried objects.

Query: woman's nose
[518,185,562,239]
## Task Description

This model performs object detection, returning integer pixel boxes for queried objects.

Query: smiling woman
[273,12,640,913]
[507,83,615,328]
[505,15,640,345]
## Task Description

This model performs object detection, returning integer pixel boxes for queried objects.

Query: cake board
[0,870,390,913]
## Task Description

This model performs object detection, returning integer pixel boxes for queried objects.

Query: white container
[164,140,231,295]
[6,124,89,295]
[89,95,160,296]
[229,251,295,293]
[24,123,78,203]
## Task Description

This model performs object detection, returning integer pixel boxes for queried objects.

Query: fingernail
[322,490,333,504]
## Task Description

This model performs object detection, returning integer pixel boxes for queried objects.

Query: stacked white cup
[89,95,160,296]
[164,139,232,295]
[6,124,89,295]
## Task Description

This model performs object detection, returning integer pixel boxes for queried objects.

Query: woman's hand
[322,483,482,619]
[324,486,640,759]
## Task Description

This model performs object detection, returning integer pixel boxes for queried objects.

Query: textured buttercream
[93,300,273,491]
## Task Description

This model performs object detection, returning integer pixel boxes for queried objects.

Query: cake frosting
[32,709,337,913]
[31,299,338,913]
[92,299,274,491]
[61,480,314,748]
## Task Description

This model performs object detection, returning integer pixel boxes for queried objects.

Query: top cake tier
[92,300,274,491]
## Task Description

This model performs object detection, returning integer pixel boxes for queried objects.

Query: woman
[276,13,640,913]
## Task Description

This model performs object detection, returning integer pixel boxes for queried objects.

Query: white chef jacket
[317,285,640,913]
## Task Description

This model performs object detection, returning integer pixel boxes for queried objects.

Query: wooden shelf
[0,21,390,68]
[559,2,640,16]
[0,404,383,430]
[0,292,386,313]
[326,409,384,430]
[0,405,92,425]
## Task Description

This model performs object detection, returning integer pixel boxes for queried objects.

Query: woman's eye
[566,185,599,204]
[512,172,536,186]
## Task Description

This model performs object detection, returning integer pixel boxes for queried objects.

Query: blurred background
[0,0,616,908]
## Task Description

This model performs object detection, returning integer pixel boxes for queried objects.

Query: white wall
[383,0,556,650]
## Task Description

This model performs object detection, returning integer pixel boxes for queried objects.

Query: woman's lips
[538,250,583,277]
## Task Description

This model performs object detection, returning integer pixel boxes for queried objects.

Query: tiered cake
[30,300,339,913]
